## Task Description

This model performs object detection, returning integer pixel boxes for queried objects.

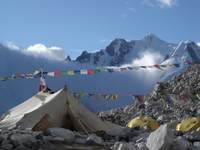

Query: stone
[184,130,200,142]
[146,124,174,150]
[74,137,87,144]
[15,145,29,150]
[136,142,149,150]
[1,144,13,150]
[193,142,200,148]
[112,142,137,150]
[10,133,33,146]
[0,136,4,144]
[86,134,103,145]
[46,128,75,143]
[171,137,190,150]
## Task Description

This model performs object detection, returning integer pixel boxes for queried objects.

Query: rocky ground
[98,64,200,125]
[1,64,200,150]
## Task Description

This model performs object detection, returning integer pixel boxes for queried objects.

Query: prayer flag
[107,68,114,73]
[80,69,88,75]
[47,72,55,77]
[74,70,81,74]
[154,64,164,70]
[87,69,94,75]
[54,70,61,77]
[174,64,180,67]
[120,67,128,71]
[94,69,101,74]
[67,70,75,76]
[61,71,68,76]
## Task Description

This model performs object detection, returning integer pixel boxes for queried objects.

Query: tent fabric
[176,117,200,132]
[0,88,124,136]
[65,90,124,135]
[0,89,66,129]
[127,116,159,130]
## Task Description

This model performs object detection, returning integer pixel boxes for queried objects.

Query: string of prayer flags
[0,60,194,82]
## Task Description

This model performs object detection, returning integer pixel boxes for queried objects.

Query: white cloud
[5,42,20,50]
[132,51,163,66]
[142,0,177,8]
[197,43,200,47]
[24,43,66,61]
[157,0,176,7]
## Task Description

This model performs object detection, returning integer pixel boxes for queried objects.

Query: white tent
[0,88,124,136]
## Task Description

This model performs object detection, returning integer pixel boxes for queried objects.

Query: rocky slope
[98,63,200,125]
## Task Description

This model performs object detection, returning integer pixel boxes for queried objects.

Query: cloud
[197,43,200,47]
[142,0,177,8]
[157,0,177,7]
[131,51,164,80]
[24,43,66,61]
[132,51,163,66]
[5,42,20,50]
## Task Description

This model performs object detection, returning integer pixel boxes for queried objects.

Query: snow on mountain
[0,43,162,114]
[160,41,200,81]
[76,33,176,66]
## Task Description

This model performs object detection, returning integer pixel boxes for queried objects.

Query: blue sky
[0,0,199,58]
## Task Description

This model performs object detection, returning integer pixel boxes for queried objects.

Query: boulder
[112,142,136,150]
[86,134,103,145]
[136,142,149,150]
[146,124,174,150]
[193,141,200,148]
[171,137,190,150]
[10,133,34,146]
[46,128,75,143]
[184,130,200,142]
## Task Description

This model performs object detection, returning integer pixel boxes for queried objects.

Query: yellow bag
[127,116,159,130]
[176,117,200,132]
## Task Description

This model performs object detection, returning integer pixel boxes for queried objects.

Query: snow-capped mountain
[76,33,176,66]
[171,41,200,62]
[159,41,200,81]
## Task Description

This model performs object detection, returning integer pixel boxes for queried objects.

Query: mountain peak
[143,33,161,41]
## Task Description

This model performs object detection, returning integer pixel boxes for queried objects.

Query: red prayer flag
[87,69,94,75]
[154,64,164,70]
[54,70,61,77]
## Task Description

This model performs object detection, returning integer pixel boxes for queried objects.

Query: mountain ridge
[76,34,177,66]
